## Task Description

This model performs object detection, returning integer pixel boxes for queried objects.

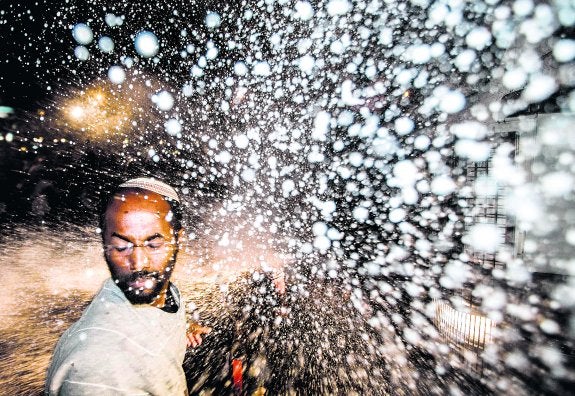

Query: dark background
[0,1,49,109]
[0,0,231,226]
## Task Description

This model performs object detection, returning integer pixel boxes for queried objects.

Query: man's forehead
[113,189,165,200]
[105,194,173,230]
[107,191,172,214]
[113,206,164,218]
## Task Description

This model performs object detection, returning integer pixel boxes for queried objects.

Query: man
[46,177,209,395]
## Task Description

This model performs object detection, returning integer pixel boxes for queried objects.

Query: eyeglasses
[105,240,174,257]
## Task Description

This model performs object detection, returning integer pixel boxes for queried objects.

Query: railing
[434,300,495,351]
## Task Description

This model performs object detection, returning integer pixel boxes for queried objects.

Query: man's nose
[129,246,150,271]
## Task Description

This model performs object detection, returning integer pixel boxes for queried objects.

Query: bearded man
[46,177,208,395]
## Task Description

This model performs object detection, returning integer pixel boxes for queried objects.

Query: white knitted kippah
[118,177,180,203]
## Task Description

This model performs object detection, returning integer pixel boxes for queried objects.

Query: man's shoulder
[56,280,133,340]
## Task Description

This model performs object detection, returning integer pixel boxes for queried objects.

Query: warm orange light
[69,105,85,119]
[59,85,132,139]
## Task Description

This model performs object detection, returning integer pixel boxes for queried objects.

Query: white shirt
[46,278,187,395]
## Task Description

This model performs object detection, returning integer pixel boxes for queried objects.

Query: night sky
[0,1,50,109]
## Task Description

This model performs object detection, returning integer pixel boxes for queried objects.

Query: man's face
[103,191,179,305]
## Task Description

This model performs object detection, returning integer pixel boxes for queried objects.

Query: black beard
[105,256,176,305]
[121,270,168,304]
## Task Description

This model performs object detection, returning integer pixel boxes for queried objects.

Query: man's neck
[151,283,178,313]
[150,283,170,308]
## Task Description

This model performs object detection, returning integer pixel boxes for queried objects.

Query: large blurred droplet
[152,90,174,111]
[98,36,114,54]
[107,66,125,84]
[205,12,221,28]
[134,31,159,58]
[72,23,93,45]
[74,46,90,61]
